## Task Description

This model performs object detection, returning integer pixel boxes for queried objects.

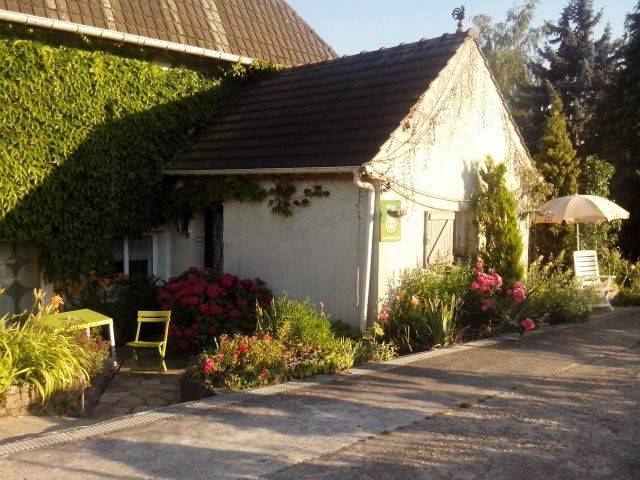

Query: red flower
[199,304,209,313]
[228,309,240,319]
[192,281,207,295]
[236,299,248,309]
[206,283,223,298]
[237,343,250,353]
[521,318,536,331]
[203,358,215,375]
[259,369,268,378]
[207,326,218,335]
[220,273,236,289]
[209,305,223,315]
[188,266,200,274]
[165,281,182,293]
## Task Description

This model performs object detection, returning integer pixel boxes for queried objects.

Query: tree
[473,0,544,102]
[535,92,580,198]
[474,157,524,282]
[527,0,619,151]
[595,1,640,257]
[534,92,580,259]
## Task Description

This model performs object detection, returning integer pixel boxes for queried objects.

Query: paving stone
[146,396,171,407]
[132,406,153,413]
[140,378,162,386]
[97,392,129,404]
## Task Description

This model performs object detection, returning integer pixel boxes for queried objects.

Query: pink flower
[199,303,209,313]
[186,296,200,306]
[206,283,223,298]
[481,299,492,312]
[236,299,248,309]
[237,343,250,353]
[492,273,503,288]
[521,318,536,331]
[471,282,479,291]
[203,358,215,375]
[209,305,223,315]
[228,309,240,319]
[475,259,484,271]
[192,281,206,295]
[207,326,218,335]
[259,369,268,378]
[165,282,182,293]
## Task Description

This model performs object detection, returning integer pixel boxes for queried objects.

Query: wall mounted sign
[381,200,402,242]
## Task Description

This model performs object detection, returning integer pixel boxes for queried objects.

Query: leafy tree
[473,0,544,102]
[527,0,619,150]
[596,1,640,257]
[474,157,524,282]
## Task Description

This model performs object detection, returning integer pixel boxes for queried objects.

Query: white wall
[367,37,534,308]
[224,178,363,325]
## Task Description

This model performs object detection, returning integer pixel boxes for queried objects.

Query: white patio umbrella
[533,194,630,249]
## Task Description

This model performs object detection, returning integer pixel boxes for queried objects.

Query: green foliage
[522,254,593,324]
[383,263,472,352]
[474,157,524,282]
[595,2,640,257]
[353,323,397,364]
[0,31,276,281]
[535,93,580,198]
[257,296,337,352]
[599,247,640,306]
[473,0,543,104]
[0,291,108,401]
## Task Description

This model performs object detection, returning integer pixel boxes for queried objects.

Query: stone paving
[90,372,180,417]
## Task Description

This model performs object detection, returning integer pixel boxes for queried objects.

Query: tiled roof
[169,32,470,172]
[0,0,337,66]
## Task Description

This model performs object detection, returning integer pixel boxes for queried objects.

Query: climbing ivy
[0,27,277,281]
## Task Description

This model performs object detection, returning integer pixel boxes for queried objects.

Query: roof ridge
[286,29,475,71]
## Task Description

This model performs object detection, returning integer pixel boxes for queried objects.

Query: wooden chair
[573,250,615,310]
[126,311,171,372]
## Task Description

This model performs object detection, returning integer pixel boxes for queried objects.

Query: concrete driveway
[1,310,639,480]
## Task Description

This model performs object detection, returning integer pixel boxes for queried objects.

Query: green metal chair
[126,311,171,372]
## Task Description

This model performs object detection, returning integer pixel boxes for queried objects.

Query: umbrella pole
[576,223,580,250]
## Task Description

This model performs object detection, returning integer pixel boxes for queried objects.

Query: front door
[204,205,224,275]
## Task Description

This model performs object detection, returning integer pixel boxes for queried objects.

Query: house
[164,29,535,330]
[0,0,335,315]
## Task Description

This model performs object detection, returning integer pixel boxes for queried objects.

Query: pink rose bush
[159,267,272,350]
[471,260,535,335]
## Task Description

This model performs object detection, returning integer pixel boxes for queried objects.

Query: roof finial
[452,5,466,33]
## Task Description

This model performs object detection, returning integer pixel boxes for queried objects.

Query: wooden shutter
[424,211,455,266]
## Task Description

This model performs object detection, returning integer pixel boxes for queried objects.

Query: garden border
[1,307,637,457]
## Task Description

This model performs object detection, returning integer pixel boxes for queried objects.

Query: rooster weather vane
[452,5,465,33]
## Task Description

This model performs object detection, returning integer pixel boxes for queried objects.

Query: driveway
[1,310,639,480]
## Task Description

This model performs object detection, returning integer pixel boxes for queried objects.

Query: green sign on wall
[381,200,402,242]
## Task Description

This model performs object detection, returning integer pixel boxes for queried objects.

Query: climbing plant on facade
[0,28,277,281]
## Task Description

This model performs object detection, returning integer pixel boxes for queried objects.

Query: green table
[41,309,116,356]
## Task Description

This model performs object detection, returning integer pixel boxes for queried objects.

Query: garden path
[0,309,638,479]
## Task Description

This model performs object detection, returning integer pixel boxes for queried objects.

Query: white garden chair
[573,250,615,310]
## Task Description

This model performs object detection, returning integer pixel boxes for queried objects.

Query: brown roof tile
[169,33,470,172]
[1,0,337,65]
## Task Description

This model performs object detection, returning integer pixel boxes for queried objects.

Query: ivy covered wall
[0,25,275,281]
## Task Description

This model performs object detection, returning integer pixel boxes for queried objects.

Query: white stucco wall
[366,37,534,307]
[223,178,364,325]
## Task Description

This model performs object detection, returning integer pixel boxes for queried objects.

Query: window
[424,210,455,266]
[113,234,158,276]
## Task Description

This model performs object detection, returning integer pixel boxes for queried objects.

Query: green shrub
[257,296,338,351]
[353,323,397,364]
[330,320,362,340]
[473,157,524,282]
[599,248,640,306]
[522,255,593,324]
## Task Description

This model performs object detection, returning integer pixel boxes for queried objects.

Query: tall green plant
[474,157,524,282]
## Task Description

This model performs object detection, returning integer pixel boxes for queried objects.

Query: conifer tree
[596,1,640,256]
[535,92,580,198]
[474,158,524,282]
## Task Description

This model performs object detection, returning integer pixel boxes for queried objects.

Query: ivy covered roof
[0,0,337,66]
[169,31,472,172]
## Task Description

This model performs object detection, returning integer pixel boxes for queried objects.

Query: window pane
[112,236,124,274]
[129,235,153,277]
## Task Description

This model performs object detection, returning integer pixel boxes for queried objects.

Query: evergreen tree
[474,157,524,282]
[596,1,640,257]
[534,92,580,259]
[535,92,580,198]
[526,0,619,151]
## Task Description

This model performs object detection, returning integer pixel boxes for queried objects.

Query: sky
[286,0,637,56]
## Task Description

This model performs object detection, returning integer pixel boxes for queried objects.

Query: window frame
[118,233,159,277]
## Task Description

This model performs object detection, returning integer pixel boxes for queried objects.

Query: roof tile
[170,33,470,172]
